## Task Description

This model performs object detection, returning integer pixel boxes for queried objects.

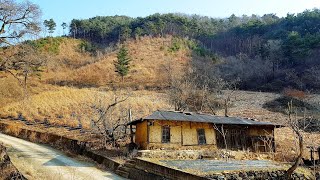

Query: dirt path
[0,133,125,180]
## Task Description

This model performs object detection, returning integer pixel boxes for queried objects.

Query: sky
[29,0,320,36]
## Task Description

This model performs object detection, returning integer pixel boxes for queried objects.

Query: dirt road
[0,133,125,180]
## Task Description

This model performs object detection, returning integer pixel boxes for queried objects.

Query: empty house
[128,110,280,152]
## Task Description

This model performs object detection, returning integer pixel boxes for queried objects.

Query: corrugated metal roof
[128,110,279,127]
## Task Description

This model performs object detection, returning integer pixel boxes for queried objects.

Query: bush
[283,88,306,100]
[168,38,182,52]
[79,40,97,53]
[263,96,316,115]
[25,37,63,54]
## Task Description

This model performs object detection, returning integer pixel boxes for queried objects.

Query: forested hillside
[70,10,320,92]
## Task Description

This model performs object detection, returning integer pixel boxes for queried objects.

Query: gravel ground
[160,159,283,172]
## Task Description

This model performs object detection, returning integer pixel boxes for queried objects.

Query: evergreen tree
[114,46,131,81]
[44,19,56,36]
[61,22,67,36]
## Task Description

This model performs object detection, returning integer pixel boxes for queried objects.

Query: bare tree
[90,92,131,149]
[213,124,230,161]
[259,130,275,160]
[0,45,44,97]
[167,64,223,114]
[285,101,304,179]
[0,0,41,45]
[0,0,42,97]
[220,78,240,117]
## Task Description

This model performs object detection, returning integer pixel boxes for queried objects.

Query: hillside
[0,36,190,126]
[45,36,190,88]
[70,11,320,92]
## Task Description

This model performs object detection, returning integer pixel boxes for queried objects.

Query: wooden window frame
[162,126,170,143]
[197,129,207,145]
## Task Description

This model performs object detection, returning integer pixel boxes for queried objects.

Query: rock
[271,172,277,177]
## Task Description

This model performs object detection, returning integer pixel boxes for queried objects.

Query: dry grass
[1,37,182,127]
[0,76,58,107]
[46,36,190,88]
[29,132,38,143]
[275,127,320,162]
[0,86,171,128]
[5,124,22,137]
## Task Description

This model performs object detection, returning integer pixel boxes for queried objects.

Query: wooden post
[130,124,134,143]
[129,109,134,143]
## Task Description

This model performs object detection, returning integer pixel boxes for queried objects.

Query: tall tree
[0,0,43,97]
[119,25,132,42]
[43,18,56,36]
[114,46,131,82]
[0,0,41,45]
[61,22,67,36]
[134,27,143,39]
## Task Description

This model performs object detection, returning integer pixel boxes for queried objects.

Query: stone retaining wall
[206,170,311,180]
[133,158,207,180]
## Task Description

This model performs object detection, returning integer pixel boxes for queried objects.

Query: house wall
[134,120,275,152]
[182,122,215,146]
[145,120,216,150]
[135,120,148,149]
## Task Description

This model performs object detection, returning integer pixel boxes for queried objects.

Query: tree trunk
[285,129,303,179]
[224,99,228,117]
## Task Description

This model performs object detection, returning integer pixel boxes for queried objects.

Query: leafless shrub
[213,124,230,161]
[259,130,275,160]
[166,64,225,114]
[89,91,131,149]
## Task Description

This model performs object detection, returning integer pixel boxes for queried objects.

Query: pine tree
[44,19,56,36]
[114,46,131,81]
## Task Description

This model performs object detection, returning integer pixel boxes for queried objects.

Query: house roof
[128,110,281,127]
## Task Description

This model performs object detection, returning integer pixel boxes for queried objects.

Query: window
[197,129,206,145]
[162,126,170,143]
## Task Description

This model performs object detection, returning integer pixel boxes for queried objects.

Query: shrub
[5,124,22,137]
[168,38,182,52]
[283,88,306,100]
[78,40,97,53]
[25,37,63,54]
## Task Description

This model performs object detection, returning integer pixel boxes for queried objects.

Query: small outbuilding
[128,110,281,152]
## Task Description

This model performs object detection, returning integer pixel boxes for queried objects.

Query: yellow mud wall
[149,120,182,144]
[135,120,148,149]
[182,122,216,146]
[205,128,216,145]
[182,122,197,145]
[138,120,217,149]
